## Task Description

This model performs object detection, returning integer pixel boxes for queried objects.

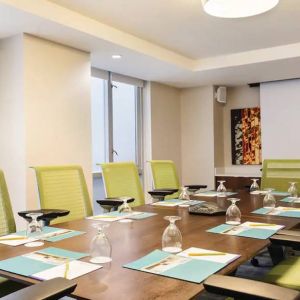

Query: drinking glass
[118,197,132,213]
[162,216,182,253]
[288,182,298,198]
[263,188,276,208]
[217,180,227,197]
[26,212,44,247]
[90,223,112,264]
[250,179,259,193]
[178,186,190,200]
[226,198,241,225]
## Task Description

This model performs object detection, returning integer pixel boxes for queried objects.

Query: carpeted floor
[197,249,273,299]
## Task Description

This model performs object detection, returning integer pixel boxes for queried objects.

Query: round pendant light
[201,0,279,18]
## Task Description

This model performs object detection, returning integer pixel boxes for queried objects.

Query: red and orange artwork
[231,107,261,165]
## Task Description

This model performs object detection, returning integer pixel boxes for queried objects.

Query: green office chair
[32,165,93,223]
[100,162,144,207]
[261,159,300,192]
[203,233,300,299]
[149,160,207,199]
[0,170,28,296]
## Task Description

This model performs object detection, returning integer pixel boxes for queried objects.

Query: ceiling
[1,0,300,87]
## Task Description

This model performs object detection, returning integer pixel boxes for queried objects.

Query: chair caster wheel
[251,258,259,266]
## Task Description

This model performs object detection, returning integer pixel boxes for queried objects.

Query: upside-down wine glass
[25,212,44,247]
[263,188,276,208]
[178,186,190,200]
[288,182,298,198]
[118,197,132,213]
[162,216,182,253]
[90,223,112,264]
[226,198,241,225]
[217,180,227,197]
[250,179,259,193]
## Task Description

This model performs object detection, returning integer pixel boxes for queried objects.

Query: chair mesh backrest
[101,162,144,207]
[33,165,92,223]
[149,160,180,199]
[0,170,16,235]
[261,159,300,192]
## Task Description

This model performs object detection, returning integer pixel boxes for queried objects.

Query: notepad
[33,260,101,280]
[151,199,202,207]
[194,191,237,197]
[0,234,38,246]
[252,207,300,218]
[207,221,284,240]
[123,248,240,284]
[86,211,153,221]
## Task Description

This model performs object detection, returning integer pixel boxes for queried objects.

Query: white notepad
[33,260,102,280]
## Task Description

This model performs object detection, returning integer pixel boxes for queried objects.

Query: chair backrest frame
[0,169,16,235]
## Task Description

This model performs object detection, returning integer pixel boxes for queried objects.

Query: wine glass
[25,212,44,247]
[217,180,227,197]
[250,179,259,193]
[90,223,112,264]
[178,186,190,200]
[118,197,132,213]
[226,198,241,225]
[263,188,276,208]
[162,216,182,253]
[288,182,298,198]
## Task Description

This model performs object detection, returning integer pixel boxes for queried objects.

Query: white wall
[0,35,26,227]
[261,79,300,159]
[180,86,215,189]
[23,35,92,210]
[0,34,92,228]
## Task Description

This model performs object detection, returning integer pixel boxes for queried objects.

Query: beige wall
[0,35,26,227]
[219,85,261,175]
[180,86,215,189]
[150,82,182,179]
[23,35,92,210]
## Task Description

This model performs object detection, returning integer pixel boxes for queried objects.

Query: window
[91,71,143,173]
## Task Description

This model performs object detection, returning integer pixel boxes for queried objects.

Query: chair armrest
[204,275,300,300]
[276,229,300,237]
[2,277,77,300]
[270,233,300,248]
[184,185,207,190]
[97,197,134,207]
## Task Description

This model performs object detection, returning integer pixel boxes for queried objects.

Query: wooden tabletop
[0,191,299,300]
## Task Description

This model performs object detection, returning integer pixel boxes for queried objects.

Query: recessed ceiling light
[112,54,122,59]
[201,0,279,18]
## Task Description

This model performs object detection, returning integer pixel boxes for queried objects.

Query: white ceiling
[1,0,300,87]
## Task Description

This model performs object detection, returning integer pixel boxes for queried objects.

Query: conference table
[0,191,299,300]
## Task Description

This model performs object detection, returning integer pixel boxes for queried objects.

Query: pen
[249,223,277,227]
[92,215,117,219]
[64,260,70,279]
[188,252,226,256]
[0,236,27,241]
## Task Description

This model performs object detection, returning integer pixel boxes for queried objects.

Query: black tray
[18,209,70,222]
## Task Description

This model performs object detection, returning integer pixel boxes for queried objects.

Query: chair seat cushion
[264,256,300,290]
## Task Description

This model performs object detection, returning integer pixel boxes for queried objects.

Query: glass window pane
[91,77,106,171]
[112,81,136,162]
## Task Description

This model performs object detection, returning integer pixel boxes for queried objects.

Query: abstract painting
[231,107,262,165]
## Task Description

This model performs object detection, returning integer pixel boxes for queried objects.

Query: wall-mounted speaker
[216,86,227,104]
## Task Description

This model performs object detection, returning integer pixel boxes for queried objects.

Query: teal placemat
[17,226,85,242]
[207,224,277,240]
[0,256,54,276]
[280,197,300,203]
[124,249,225,284]
[38,247,88,259]
[252,208,300,218]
